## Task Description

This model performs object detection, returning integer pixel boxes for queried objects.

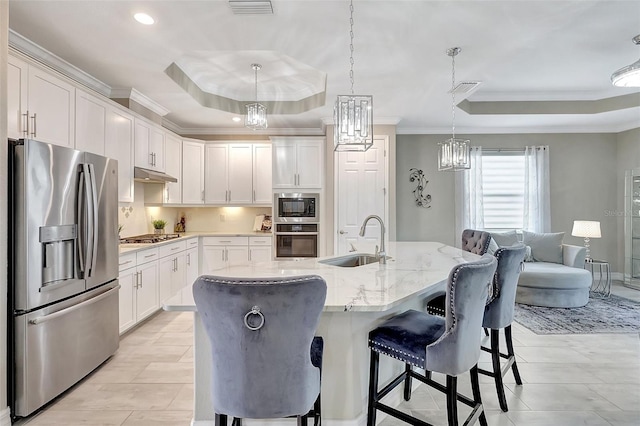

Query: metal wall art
[409,168,431,208]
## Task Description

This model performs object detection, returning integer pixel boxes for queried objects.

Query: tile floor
[22,283,640,426]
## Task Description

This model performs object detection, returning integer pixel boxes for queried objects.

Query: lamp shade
[571,220,601,238]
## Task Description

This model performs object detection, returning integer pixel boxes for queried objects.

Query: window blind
[482,153,525,230]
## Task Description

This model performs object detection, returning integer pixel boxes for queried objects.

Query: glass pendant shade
[334,94,374,151]
[438,138,471,171]
[245,63,267,130]
[611,35,640,87]
[611,58,640,87]
[245,102,268,130]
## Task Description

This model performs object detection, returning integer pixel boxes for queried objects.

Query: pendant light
[611,35,640,87]
[245,63,268,130]
[438,47,470,171]
[333,0,373,152]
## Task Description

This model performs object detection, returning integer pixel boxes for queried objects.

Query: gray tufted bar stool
[366,255,497,426]
[425,229,492,317]
[478,244,527,412]
[193,275,327,426]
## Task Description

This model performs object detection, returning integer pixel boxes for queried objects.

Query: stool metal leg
[470,365,488,426]
[446,375,458,426]
[297,414,309,426]
[231,418,242,426]
[313,394,321,426]
[505,325,522,385]
[490,329,508,412]
[403,364,413,401]
[367,350,380,426]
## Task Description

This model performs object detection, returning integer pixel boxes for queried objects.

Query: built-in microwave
[274,193,319,223]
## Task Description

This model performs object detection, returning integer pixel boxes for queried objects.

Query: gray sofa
[515,244,592,308]
[490,231,592,308]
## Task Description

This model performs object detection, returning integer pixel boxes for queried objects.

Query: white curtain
[455,146,484,245]
[523,146,550,232]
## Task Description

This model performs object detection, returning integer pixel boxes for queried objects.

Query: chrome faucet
[359,215,386,264]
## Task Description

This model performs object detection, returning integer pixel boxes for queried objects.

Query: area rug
[513,295,640,335]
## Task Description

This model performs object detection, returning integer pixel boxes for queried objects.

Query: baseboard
[612,272,623,282]
[0,406,11,426]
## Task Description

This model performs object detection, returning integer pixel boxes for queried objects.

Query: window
[481,152,525,231]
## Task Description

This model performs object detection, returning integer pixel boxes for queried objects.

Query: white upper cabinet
[75,89,107,155]
[205,143,268,205]
[105,106,135,203]
[164,133,182,204]
[8,54,76,147]
[182,140,205,204]
[272,137,324,189]
[134,119,164,172]
[228,144,253,204]
[7,55,28,141]
[252,144,273,204]
[204,144,229,204]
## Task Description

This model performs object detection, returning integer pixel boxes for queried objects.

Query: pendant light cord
[451,50,456,140]
[349,0,355,95]
[254,66,259,103]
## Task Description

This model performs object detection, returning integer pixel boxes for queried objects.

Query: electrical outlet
[220,214,226,222]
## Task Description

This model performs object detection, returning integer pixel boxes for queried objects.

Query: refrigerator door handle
[77,165,90,276]
[28,284,121,325]
[87,164,99,277]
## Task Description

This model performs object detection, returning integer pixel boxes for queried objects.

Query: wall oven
[274,223,319,259]
[274,193,319,223]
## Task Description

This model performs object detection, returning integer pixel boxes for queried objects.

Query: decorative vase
[154,228,164,235]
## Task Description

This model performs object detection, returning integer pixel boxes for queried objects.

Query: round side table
[584,259,611,297]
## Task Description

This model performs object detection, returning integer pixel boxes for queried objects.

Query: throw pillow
[491,230,519,247]
[522,231,564,264]
[524,245,534,262]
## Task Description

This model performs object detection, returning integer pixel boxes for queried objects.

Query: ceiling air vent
[229,0,273,15]
[448,81,482,94]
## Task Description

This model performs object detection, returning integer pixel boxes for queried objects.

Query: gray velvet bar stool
[425,229,492,316]
[193,275,327,426]
[367,255,497,426]
[479,244,527,412]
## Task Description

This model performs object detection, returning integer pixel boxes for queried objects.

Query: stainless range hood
[134,167,177,183]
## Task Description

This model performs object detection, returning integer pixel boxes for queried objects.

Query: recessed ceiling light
[232,117,241,122]
[134,13,155,25]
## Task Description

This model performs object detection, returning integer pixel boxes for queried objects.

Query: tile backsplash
[118,182,272,237]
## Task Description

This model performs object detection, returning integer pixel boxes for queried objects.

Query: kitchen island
[164,241,479,426]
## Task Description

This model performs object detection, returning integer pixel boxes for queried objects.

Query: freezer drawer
[13,282,120,417]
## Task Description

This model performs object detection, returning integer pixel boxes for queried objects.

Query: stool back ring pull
[193,275,326,426]
[367,254,497,426]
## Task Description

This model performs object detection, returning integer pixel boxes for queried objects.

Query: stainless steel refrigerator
[8,138,120,418]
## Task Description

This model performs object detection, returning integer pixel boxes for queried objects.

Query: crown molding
[162,119,326,137]
[110,88,170,117]
[321,116,401,126]
[470,88,640,102]
[397,122,639,135]
[9,30,111,97]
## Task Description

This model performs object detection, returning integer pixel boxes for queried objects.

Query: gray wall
[397,133,619,270]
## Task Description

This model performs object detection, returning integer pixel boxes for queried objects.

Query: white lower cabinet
[186,246,199,288]
[158,240,188,304]
[249,236,272,262]
[118,248,160,334]
[118,265,137,334]
[136,260,160,322]
[201,236,249,274]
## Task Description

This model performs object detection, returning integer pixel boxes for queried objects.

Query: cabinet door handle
[187,253,191,266]
[30,113,37,137]
[201,190,205,201]
[248,249,252,261]
[221,250,225,261]
[166,187,170,202]
[149,152,154,166]
[225,249,228,262]
[22,110,29,137]
[173,258,177,272]
[253,190,256,202]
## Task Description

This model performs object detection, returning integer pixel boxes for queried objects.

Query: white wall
[396,133,619,270]
[1,2,10,423]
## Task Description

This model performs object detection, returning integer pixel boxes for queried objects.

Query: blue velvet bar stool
[367,255,497,426]
[425,229,492,316]
[193,275,327,426]
[478,244,527,412]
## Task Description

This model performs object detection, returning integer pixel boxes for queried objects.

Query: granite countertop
[163,241,480,313]
[118,231,272,254]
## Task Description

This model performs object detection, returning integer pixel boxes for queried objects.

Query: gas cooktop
[119,233,182,244]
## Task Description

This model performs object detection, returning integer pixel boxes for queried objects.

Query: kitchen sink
[318,253,382,267]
